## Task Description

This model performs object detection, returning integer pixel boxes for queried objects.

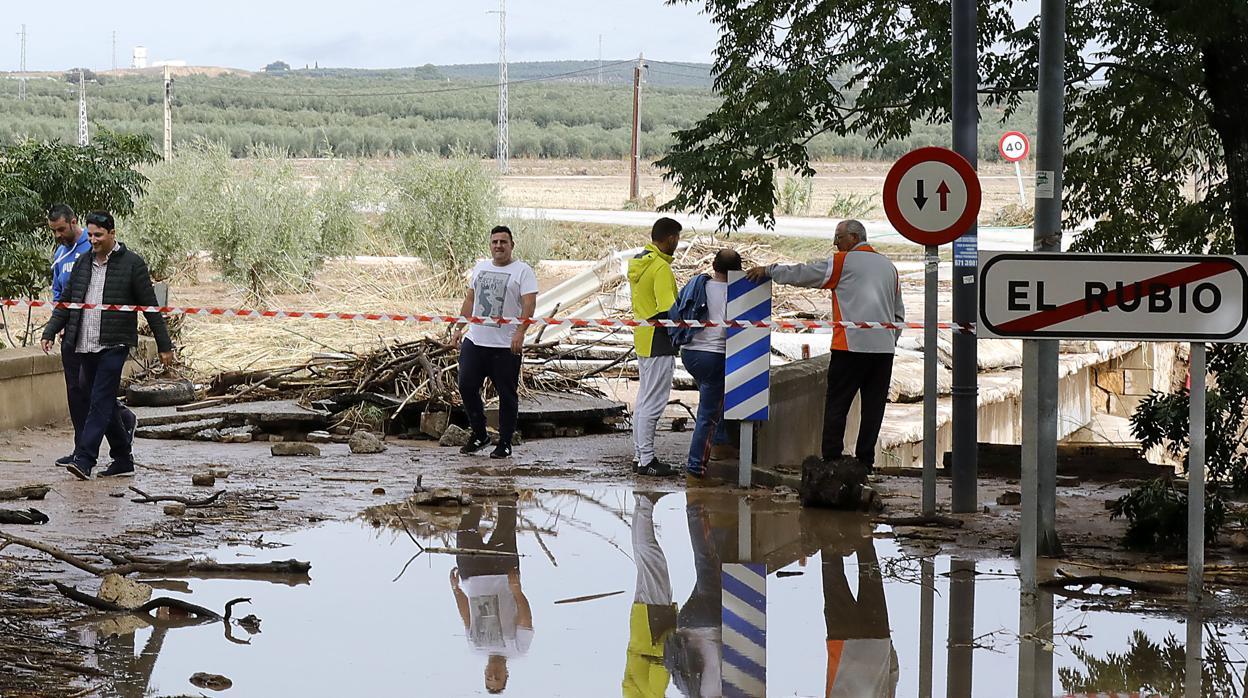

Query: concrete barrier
[0,346,69,430]
[752,342,1177,474]
[0,338,160,432]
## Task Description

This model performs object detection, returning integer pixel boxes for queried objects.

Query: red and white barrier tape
[1,299,976,334]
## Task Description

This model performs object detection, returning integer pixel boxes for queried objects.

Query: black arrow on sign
[914,180,928,210]
[936,180,951,211]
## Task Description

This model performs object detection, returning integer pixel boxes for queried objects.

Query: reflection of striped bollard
[722,563,766,697]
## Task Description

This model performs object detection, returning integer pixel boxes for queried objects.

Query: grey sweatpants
[633,354,675,465]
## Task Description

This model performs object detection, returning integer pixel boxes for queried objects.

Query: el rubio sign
[978,252,1248,341]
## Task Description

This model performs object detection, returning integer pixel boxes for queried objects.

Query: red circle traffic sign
[998,131,1030,162]
[882,147,982,246]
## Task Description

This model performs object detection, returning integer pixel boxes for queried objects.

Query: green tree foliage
[1059,629,1241,695]
[659,0,1248,256]
[264,61,291,73]
[0,131,156,300]
[0,69,1030,162]
[379,150,499,288]
[1111,342,1248,549]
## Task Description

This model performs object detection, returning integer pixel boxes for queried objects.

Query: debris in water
[189,672,233,691]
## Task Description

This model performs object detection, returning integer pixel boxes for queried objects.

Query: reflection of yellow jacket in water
[623,602,676,698]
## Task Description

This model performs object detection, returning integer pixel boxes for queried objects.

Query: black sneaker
[459,433,492,455]
[120,406,138,444]
[98,461,136,478]
[65,462,92,480]
[636,459,677,477]
[56,453,75,466]
[489,443,512,459]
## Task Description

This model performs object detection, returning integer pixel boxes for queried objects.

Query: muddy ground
[3,419,1247,696]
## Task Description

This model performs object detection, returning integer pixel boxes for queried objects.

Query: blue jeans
[72,347,133,470]
[681,349,728,475]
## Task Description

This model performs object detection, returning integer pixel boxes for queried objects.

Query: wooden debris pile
[204,337,604,412]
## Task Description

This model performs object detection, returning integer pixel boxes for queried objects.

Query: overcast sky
[9,0,1044,72]
[8,0,726,71]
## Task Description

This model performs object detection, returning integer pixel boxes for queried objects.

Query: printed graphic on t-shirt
[470,595,505,647]
[475,271,509,327]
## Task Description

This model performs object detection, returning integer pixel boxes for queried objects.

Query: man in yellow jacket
[628,217,683,476]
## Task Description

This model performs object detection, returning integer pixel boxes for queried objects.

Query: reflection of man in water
[450,499,533,694]
[664,495,725,698]
[622,492,678,698]
[822,534,899,697]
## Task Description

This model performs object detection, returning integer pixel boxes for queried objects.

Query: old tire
[126,379,198,408]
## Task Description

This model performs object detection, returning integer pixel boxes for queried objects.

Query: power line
[175,60,636,99]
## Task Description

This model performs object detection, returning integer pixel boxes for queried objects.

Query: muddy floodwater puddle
[91,489,1248,697]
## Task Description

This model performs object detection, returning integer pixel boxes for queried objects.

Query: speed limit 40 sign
[999,131,1029,162]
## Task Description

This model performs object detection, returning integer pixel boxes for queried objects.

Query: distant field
[0,62,1036,162]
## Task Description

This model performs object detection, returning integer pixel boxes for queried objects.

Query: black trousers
[456,500,519,579]
[822,350,894,465]
[457,338,521,445]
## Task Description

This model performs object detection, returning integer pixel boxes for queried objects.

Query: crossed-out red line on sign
[0,299,976,334]
[995,260,1238,334]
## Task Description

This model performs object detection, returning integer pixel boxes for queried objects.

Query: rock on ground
[98,574,153,609]
[439,425,471,447]
[348,431,386,454]
[271,442,321,457]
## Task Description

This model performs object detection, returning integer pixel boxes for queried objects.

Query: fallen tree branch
[0,484,51,502]
[1039,572,1174,595]
[128,487,225,508]
[51,581,223,620]
[874,514,965,528]
[0,531,107,575]
[102,552,311,578]
[0,508,49,525]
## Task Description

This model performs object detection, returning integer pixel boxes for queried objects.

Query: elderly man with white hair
[747,219,905,471]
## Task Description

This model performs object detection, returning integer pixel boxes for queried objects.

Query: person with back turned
[747,219,904,471]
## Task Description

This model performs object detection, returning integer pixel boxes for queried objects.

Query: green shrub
[775,175,813,216]
[826,191,877,219]
[379,150,499,287]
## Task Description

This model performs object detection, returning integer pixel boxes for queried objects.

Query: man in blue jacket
[46,204,138,474]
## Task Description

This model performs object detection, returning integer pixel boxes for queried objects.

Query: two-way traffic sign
[979,252,1248,341]
[883,146,982,246]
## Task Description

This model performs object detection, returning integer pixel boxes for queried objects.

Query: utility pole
[490,0,509,173]
[629,53,645,201]
[950,0,979,514]
[163,66,173,160]
[597,35,603,84]
[77,70,88,146]
[1020,0,1068,586]
[111,31,117,71]
[17,24,27,101]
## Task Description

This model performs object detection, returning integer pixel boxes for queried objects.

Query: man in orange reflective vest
[747,219,904,469]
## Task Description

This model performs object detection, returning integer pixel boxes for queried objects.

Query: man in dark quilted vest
[41,211,175,480]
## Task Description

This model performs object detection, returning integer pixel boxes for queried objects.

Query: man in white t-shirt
[450,500,533,694]
[452,226,539,459]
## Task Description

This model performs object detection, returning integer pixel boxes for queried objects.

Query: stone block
[349,431,386,454]
[420,411,451,439]
[271,442,321,457]
[98,574,152,609]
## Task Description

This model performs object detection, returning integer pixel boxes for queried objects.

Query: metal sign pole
[922,246,938,515]
[739,423,754,488]
[1020,339,1040,590]
[1014,161,1026,205]
[1188,342,1207,605]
